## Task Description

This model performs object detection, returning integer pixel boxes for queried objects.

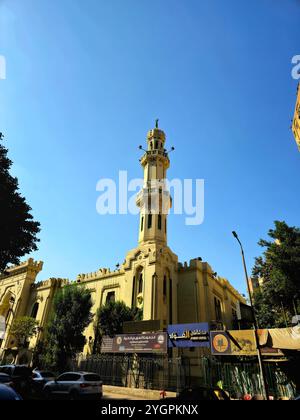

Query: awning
[267,327,300,351]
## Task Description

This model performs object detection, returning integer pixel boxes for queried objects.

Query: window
[148,214,152,229]
[31,302,39,319]
[214,297,222,321]
[155,141,158,149]
[138,274,143,294]
[131,276,136,307]
[165,219,167,233]
[84,374,101,382]
[158,214,162,230]
[163,276,167,297]
[106,291,115,304]
[169,278,173,323]
[141,216,144,231]
[57,373,80,382]
[232,308,237,321]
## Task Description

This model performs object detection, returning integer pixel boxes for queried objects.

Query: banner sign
[168,323,210,348]
[100,332,167,354]
[0,316,5,340]
[210,330,284,356]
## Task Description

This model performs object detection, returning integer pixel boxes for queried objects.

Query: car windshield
[83,374,101,382]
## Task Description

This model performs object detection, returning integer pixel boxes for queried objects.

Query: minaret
[136,121,172,245]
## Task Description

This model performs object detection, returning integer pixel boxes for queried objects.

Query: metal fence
[201,358,296,399]
[73,354,296,399]
[74,354,189,392]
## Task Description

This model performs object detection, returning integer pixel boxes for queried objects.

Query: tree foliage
[0,132,40,273]
[96,300,135,339]
[10,316,39,348]
[41,285,93,372]
[252,221,300,328]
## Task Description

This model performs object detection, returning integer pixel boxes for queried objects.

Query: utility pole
[232,231,270,400]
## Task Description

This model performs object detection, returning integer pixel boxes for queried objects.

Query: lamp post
[232,231,270,400]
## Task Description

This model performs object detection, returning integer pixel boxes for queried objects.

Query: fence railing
[73,354,296,399]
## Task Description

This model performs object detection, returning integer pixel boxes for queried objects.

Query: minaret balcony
[140,150,170,167]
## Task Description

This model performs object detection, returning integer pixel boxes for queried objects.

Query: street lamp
[232,231,270,400]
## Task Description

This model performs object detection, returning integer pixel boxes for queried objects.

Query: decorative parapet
[76,266,125,284]
[33,277,70,291]
[0,258,43,279]
[178,258,211,272]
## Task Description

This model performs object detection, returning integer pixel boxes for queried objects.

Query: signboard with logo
[210,330,284,356]
[168,323,210,348]
[100,332,167,354]
[0,316,5,340]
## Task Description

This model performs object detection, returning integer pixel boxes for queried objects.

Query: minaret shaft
[136,126,171,245]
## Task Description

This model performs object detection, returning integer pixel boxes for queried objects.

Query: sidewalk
[103,385,177,400]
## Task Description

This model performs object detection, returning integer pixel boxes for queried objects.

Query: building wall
[0,252,245,363]
[178,259,244,329]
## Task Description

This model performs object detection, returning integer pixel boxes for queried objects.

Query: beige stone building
[0,124,245,364]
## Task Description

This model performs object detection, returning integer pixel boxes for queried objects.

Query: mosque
[0,124,244,363]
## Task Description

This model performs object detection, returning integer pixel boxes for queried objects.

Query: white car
[43,371,103,400]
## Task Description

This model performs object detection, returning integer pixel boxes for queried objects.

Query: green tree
[0,132,40,273]
[10,316,39,348]
[252,221,300,328]
[41,285,93,372]
[94,301,135,349]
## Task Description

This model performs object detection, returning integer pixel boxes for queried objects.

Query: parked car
[32,370,55,393]
[43,372,103,400]
[176,386,230,401]
[0,373,14,388]
[0,365,33,396]
[0,384,22,400]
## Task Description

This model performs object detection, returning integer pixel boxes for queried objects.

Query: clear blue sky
[0,0,299,295]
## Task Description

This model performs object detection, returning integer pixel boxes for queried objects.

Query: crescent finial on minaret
[155,119,159,128]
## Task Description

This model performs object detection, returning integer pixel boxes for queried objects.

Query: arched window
[131,276,136,307]
[169,278,173,323]
[31,302,39,319]
[138,274,143,294]
[141,216,144,231]
[106,291,115,304]
[148,214,152,229]
[158,214,162,230]
[163,275,167,297]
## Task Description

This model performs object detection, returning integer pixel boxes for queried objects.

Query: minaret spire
[136,123,172,245]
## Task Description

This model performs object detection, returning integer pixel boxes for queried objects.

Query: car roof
[78,371,98,375]
[59,371,98,375]
[1,364,27,367]
[33,369,53,373]
[57,371,83,377]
